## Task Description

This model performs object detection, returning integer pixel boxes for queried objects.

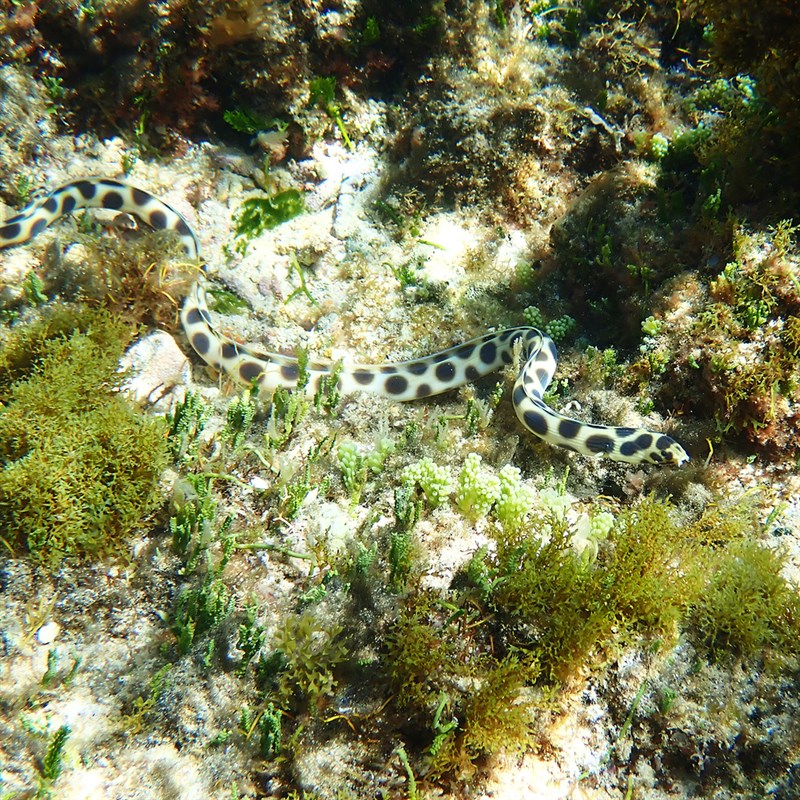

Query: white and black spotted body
[0,178,689,465]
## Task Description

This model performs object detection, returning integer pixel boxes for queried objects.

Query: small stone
[250,475,269,490]
[36,621,60,645]
[120,330,191,406]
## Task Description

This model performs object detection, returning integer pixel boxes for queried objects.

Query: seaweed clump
[0,306,168,566]
[383,494,800,782]
[693,536,800,658]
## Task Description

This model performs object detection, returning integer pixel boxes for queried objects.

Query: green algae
[0,307,168,566]
[233,190,305,254]
[381,493,799,780]
[694,537,800,658]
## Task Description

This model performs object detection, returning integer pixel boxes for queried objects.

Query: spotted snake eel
[0,178,689,465]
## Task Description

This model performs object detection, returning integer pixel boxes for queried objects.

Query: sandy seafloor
[1,2,799,799]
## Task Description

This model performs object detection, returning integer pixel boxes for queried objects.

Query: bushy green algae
[0,306,168,566]
[694,537,800,658]
[492,499,702,680]
[383,493,800,780]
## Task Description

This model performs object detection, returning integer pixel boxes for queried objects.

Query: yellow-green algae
[0,306,168,566]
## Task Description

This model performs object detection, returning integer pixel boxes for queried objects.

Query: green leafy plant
[222,388,258,452]
[402,458,451,509]
[362,16,380,47]
[337,436,395,503]
[233,191,305,254]
[280,447,331,520]
[381,489,800,781]
[206,287,250,315]
[41,724,70,783]
[174,574,235,656]
[23,271,47,306]
[258,703,282,758]
[14,173,31,204]
[122,665,171,734]
[166,390,209,466]
[394,484,421,534]
[169,474,217,564]
[338,440,366,503]
[388,528,414,589]
[224,108,285,135]
[285,253,318,307]
[455,453,500,519]
[41,75,66,102]
[493,464,535,533]
[692,538,800,657]
[269,611,348,710]
[309,76,354,151]
[237,603,267,676]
